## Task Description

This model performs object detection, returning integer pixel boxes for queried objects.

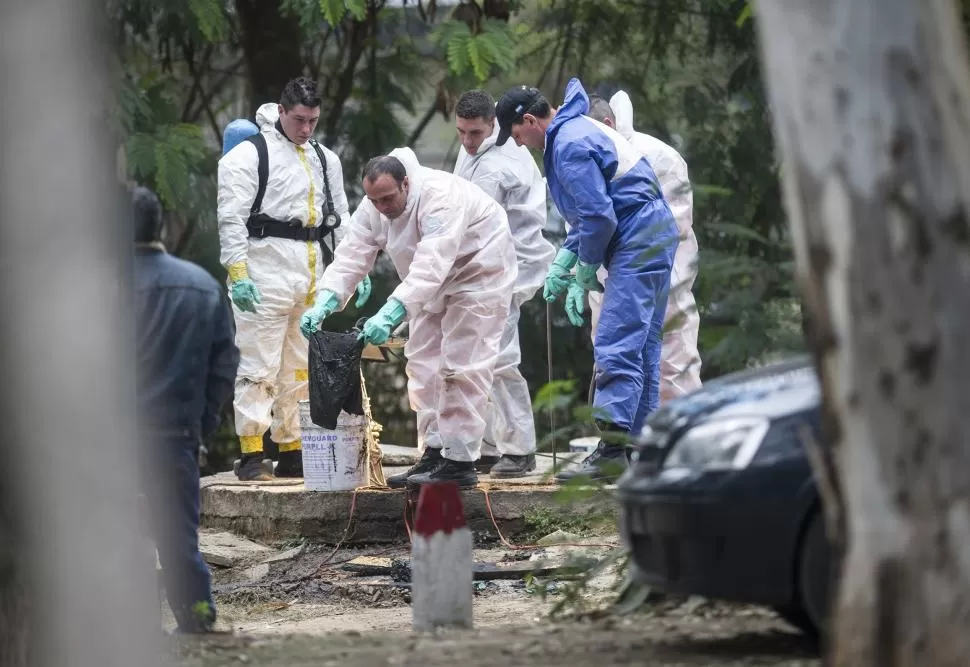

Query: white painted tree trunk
[754,0,970,664]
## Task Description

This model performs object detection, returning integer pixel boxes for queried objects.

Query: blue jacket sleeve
[202,292,240,440]
[555,142,618,265]
[562,210,582,255]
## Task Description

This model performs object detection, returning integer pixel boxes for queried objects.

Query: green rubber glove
[359,298,407,345]
[543,248,579,302]
[354,275,373,309]
[575,261,604,293]
[564,280,587,327]
[230,279,261,313]
[300,290,340,339]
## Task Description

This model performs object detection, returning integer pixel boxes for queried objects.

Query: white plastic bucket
[298,401,368,491]
[568,436,600,454]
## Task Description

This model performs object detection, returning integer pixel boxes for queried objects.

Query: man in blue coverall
[133,185,239,632]
[495,78,679,482]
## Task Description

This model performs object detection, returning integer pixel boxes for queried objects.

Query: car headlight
[661,417,770,471]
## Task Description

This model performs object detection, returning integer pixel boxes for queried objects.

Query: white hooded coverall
[586,91,703,402]
[319,148,517,463]
[217,103,350,455]
[453,123,555,458]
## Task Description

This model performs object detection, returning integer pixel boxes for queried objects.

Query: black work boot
[406,458,479,489]
[275,450,303,478]
[474,454,501,474]
[555,441,628,483]
[490,453,537,479]
[387,447,443,489]
[235,453,274,482]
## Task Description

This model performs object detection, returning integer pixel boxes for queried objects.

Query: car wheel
[795,510,831,636]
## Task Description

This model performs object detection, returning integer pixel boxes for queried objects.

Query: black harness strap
[242,131,341,262]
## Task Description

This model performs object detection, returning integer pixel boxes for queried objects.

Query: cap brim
[495,125,511,146]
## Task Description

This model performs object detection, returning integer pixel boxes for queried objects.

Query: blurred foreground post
[0,1,164,665]
[755,0,970,664]
[411,483,473,632]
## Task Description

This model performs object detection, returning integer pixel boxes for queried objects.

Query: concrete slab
[200,453,614,544]
[199,530,274,567]
[377,444,419,467]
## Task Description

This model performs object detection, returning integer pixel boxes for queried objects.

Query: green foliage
[532,379,577,414]
[117,0,228,49]
[315,0,366,25]
[188,0,228,41]
[280,0,364,27]
[520,506,613,543]
[119,73,215,218]
[433,19,519,82]
[736,1,753,27]
[525,549,635,620]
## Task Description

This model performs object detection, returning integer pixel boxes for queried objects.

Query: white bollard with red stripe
[411,481,474,632]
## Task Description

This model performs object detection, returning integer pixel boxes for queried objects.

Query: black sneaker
[275,450,303,478]
[406,458,479,489]
[490,453,536,479]
[387,447,442,489]
[234,453,274,481]
[474,455,501,474]
[555,442,628,483]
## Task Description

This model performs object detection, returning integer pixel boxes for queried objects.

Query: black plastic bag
[308,328,366,429]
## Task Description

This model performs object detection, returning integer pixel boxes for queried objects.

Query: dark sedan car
[616,356,831,635]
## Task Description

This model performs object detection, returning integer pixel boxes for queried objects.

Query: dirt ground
[169,533,821,667]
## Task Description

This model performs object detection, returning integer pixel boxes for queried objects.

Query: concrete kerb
[200,479,618,544]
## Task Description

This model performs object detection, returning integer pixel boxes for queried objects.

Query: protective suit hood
[453,123,554,300]
[388,146,421,179]
[255,103,280,128]
[475,119,500,156]
[454,118,499,174]
[608,90,636,141]
[388,146,425,218]
[547,78,590,144]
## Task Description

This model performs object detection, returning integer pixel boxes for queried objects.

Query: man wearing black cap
[494,79,680,482]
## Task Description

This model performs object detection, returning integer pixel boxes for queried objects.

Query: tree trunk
[754,0,970,664]
[0,503,27,666]
[235,0,304,115]
[0,1,162,665]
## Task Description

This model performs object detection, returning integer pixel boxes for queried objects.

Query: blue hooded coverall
[545,79,680,435]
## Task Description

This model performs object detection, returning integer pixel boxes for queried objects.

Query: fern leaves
[433,19,518,82]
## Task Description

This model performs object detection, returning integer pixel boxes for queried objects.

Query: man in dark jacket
[132,185,239,633]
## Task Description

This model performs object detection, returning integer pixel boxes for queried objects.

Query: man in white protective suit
[452,89,556,478]
[218,76,371,481]
[300,147,518,489]
[585,91,702,402]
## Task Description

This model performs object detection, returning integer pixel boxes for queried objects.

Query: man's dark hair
[456,90,496,121]
[362,156,407,185]
[280,76,322,110]
[132,185,163,244]
[520,95,551,120]
[587,95,615,124]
